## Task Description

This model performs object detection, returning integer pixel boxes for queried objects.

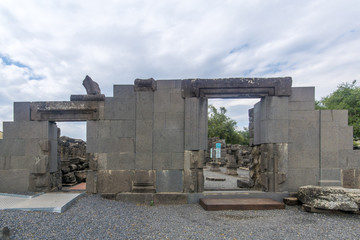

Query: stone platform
[0,192,84,213]
[199,198,285,211]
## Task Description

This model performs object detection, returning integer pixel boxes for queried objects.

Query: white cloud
[0,0,360,138]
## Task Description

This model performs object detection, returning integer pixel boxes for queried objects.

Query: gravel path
[204,167,249,190]
[1,194,360,239]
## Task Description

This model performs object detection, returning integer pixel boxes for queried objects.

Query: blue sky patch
[0,53,44,80]
[229,44,249,54]
[0,54,30,69]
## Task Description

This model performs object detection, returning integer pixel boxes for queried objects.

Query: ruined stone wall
[0,103,60,192]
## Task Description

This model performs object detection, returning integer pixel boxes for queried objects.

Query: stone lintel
[181,77,292,98]
[70,94,105,101]
[134,78,157,91]
[30,101,101,121]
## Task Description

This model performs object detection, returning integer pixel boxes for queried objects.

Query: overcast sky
[1,0,359,140]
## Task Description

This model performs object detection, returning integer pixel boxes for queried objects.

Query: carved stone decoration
[134,78,157,91]
[83,75,101,95]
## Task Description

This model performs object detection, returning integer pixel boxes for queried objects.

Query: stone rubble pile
[58,136,89,186]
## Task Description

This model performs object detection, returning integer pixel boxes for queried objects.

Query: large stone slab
[298,185,360,212]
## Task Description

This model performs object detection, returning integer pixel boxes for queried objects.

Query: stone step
[199,198,285,211]
[132,186,156,193]
[132,182,156,193]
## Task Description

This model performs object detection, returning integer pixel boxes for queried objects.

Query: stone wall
[1,78,359,194]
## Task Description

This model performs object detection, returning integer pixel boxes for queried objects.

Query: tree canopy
[208,105,249,145]
[316,80,360,139]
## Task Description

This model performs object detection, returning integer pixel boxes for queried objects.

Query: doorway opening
[56,122,88,191]
[204,98,259,191]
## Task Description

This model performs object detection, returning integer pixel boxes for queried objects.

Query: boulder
[237,177,254,188]
[298,185,360,212]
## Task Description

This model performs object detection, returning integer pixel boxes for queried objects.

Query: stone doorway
[56,122,89,191]
[204,98,259,191]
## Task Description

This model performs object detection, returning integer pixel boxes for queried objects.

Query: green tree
[317,80,360,139]
[208,105,249,145]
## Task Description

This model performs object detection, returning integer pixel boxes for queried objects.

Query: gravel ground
[204,167,249,190]
[1,194,360,239]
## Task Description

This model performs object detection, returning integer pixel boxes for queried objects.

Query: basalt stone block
[136,92,154,121]
[153,152,184,170]
[134,170,156,184]
[289,101,315,111]
[0,139,25,156]
[135,152,152,170]
[166,112,184,130]
[88,137,135,154]
[289,87,315,102]
[320,110,348,124]
[287,168,319,192]
[14,102,31,122]
[106,152,135,170]
[153,130,184,153]
[113,85,135,98]
[154,90,171,113]
[97,170,134,193]
[104,97,135,120]
[156,170,183,192]
[3,121,50,139]
[157,80,180,89]
[154,112,166,130]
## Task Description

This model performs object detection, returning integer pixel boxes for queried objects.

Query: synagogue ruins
[0,76,359,200]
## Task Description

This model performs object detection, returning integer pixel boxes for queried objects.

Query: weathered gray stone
[83,75,101,95]
[298,185,360,212]
[97,170,134,193]
[156,170,183,192]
